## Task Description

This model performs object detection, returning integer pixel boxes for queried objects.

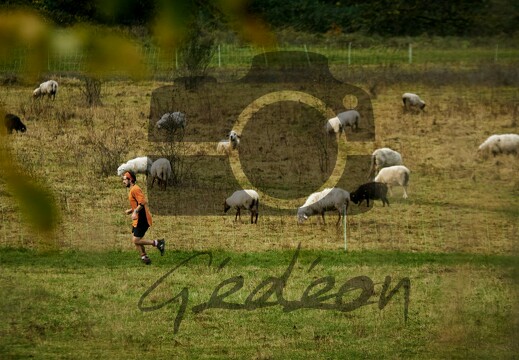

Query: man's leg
[132,234,165,261]
[132,229,154,264]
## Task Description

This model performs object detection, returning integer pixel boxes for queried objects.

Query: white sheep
[368,147,403,179]
[33,80,58,100]
[217,130,241,155]
[297,187,350,225]
[156,112,186,130]
[325,116,342,134]
[402,92,426,112]
[117,156,153,179]
[224,189,259,224]
[477,134,519,159]
[150,158,172,190]
[374,165,410,199]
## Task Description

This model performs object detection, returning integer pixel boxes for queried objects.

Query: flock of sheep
[142,91,518,225]
[3,82,517,226]
[117,156,173,191]
[115,145,409,225]
[154,112,242,156]
[3,80,58,133]
[294,147,409,226]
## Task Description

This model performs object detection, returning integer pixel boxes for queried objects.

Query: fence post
[348,42,352,65]
[343,204,347,251]
[218,44,221,67]
[408,43,413,64]
[303,44,310,65]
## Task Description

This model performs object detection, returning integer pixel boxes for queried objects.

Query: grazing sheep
[325,110,360,134]
[350,182,390,207]
[217,130,241,155]
[368,147,403,179]
[477,134,519,159]
[337,110,360,132]
[402,92,426,112]
[325,116,342,134]
[297,187,350,225]
[4,113,26,134]
[298,190,327,222]
[156,111,187,130]
[33,80,58,100]
[224,189,259,224]
[117,156,153,179]
[374,165,410,199]
[150,158,172,190]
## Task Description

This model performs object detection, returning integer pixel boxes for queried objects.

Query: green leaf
[6,172,59,234]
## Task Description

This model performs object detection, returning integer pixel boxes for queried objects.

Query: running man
[122,170,165,264]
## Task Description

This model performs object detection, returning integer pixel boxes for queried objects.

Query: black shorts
[132,226,149,238]
[132,211,150,238]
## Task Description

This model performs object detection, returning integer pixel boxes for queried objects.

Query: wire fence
[1,43,517,79]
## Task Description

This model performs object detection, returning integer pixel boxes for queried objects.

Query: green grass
[0,248,517,359]
[1,247,517,269]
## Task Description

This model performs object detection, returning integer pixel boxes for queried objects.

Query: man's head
[122,170,137,187]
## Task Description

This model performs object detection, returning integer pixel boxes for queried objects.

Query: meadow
[0,49,518,358]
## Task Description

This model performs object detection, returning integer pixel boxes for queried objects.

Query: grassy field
[0,249,517,359]
[0,59,518,358]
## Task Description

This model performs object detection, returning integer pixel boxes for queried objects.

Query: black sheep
[350,182,389,207]
[4,114,27,134]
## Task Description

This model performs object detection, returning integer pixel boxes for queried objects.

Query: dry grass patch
[1,76,518,254]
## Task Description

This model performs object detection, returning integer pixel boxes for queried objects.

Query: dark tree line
[0,0,155,25]
[1,0,517,36]
[250,0,519,36]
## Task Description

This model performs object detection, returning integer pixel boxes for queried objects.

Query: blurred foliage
[0,1,275,239]
[0,10,51,81]
[150,0,275,51]
[70,24,147,79]
[0,115,60,239]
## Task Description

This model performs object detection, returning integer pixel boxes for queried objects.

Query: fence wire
[0,44,516,79]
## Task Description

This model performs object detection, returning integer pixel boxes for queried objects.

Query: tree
[177,10,217,79]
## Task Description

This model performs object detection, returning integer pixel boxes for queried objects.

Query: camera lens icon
[230,90,349,209]
[148,51,376,216]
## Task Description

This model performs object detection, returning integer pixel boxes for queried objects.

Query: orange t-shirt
[128,184,153,227]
